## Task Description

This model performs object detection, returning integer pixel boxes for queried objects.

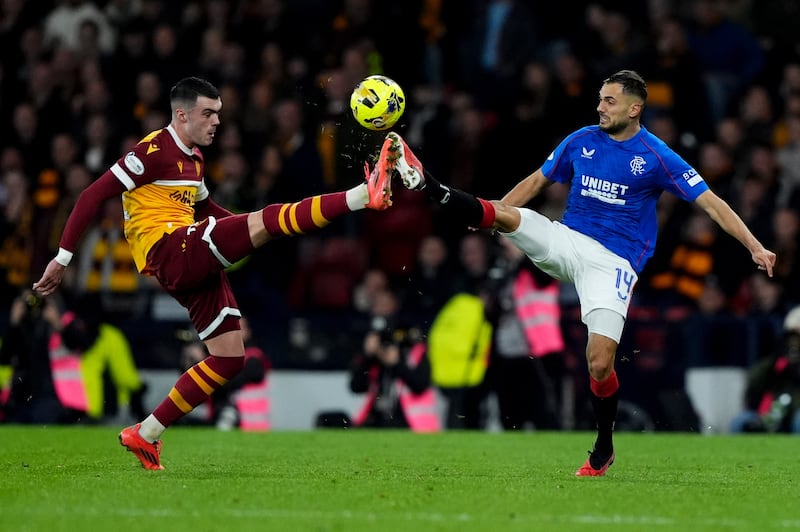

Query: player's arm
[193,178,233,221]
[194,197,233,221]
[394,349,432,395]
[694,189,776,276]
[501,168,552,207]
[32,172,126,296]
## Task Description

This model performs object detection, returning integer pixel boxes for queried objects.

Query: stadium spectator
[352,268,390,316]
[452,232,493,296]
[501,61,567,177]
[399,234,456,331]
[0,291,71,423]
[765,207,800,305]
[738,270,791,359]
[579,4,647,82]
[388,69,775,475]
[685,0,765,124]
[105,17,151,107]
[30,136,82,279]
[484,235,565,430]
[638,16,712,144]
[271,98,326,198]
[32,76,397,470]
[647,209,719,308]
[349,320,439,432]
[43,0,116,55]
[426,290,493,430]
[715,117,748,174]
[696,141,736,199]
[240,79,276,162]
[776,113,800,210]
[71,195,147,321]
[730,305,800,433]
[9,102,49,177]
[463,0,538,116]
[739,85,778,145]
[0,169,35,308]
[47,300,146,423]
[81,112,118,176]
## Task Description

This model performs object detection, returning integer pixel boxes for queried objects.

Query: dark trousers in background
[440,385,487,429]
[489,353,563,430]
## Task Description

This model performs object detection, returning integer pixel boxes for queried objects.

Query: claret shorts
[145,218,242,340]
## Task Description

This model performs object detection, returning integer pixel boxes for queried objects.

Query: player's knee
[587,356,614,380]
[492,201,520,232]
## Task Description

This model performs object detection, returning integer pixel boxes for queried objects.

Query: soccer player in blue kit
[386,70,776,476]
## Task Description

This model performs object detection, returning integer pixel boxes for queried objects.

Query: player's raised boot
[364,135,397,210]
[575,448,614,477]
[119,423,164,470]
[386,132,425,190]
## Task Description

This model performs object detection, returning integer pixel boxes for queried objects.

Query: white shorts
[500,208,637,338]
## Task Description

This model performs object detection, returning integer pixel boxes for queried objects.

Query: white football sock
[138,415,166,443]
[346,183,369,210]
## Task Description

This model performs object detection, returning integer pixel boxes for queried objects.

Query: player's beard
[599,119,627,136]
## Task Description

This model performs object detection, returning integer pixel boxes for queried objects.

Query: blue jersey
[541,125,708,273]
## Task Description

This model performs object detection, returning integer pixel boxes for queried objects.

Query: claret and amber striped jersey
[109,125,211,272]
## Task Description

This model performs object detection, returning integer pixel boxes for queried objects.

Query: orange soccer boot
[119,423,164,470]
[364,135,398,209]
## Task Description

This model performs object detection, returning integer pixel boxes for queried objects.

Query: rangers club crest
[630,155,646,175]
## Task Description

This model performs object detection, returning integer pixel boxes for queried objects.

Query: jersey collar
[166,124,195,156]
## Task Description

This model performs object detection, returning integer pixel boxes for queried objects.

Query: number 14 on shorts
[615,267,635,301]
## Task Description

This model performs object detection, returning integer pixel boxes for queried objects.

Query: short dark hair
[169,77,219,108]
[603,70,647,102]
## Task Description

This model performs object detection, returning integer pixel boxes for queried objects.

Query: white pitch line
[9,506,800,528]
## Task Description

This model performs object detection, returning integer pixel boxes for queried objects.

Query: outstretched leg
[209,136,398,264]
[387,132,497,229]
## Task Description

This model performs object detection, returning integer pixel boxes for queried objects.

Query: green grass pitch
[1,426,797,531]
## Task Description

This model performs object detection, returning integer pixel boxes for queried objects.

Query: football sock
[261,190,354,237]
[589,371,619,465]
[421,171,496,228]
[152,355,244,428]
[139,414,166,443]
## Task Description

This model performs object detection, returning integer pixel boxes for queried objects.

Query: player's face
[183,96,222,147]
[597,83,640,136]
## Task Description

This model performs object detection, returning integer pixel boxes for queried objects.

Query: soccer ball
[350,75,405,131]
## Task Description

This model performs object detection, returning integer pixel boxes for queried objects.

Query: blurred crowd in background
[2,0,800,429]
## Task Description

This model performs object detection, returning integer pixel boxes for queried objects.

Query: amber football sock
[152,355,244,428]
[261,191,354,237]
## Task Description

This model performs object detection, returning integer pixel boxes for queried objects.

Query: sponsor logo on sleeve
[124,152,145,175]
[683,169,703,186]
[581,146,596,159]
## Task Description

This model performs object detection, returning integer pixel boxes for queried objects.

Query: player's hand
[9,295,28,325]
[32,258,66,296]
[363,332,381,356]
[377,344,400,366]
[753,247,776,277]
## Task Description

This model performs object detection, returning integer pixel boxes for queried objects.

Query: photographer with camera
[0,290,74,423]
[349,289,440,432]
[730,305,800,433]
